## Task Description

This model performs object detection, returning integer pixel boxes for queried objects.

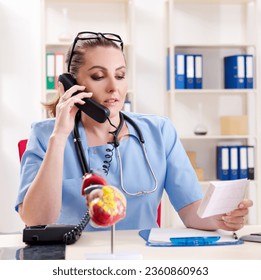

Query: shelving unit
[165,0,260,224]
[40,0,135,118]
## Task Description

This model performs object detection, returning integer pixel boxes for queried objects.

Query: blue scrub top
[15,112,202,231]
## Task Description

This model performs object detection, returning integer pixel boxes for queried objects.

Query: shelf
[180,135,256,140]
[172,44,256,49]
[45,0,130,4]
[174,0,255,4]
[174,89,256,94]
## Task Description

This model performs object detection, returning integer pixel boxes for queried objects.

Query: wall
[0,0,42,232]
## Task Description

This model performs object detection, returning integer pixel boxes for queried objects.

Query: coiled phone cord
[63,210,90,245]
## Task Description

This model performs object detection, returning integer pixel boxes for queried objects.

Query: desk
[0,225,260,260]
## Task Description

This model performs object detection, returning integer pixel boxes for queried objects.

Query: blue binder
[216,146,229,180]
[194,54,203,89]
[224,55,245,89]
[247,145,255,180]
[185,54,194,89]
[175,54,185,89]
[244,54,254,89]
[229,146,238,180]
[238,146,248,179]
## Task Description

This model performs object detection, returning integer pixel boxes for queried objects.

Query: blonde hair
[43,37,123,117]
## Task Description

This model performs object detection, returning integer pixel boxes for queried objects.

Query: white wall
[0,0,42,232]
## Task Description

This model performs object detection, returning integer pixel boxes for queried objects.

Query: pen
[170,236,220,246]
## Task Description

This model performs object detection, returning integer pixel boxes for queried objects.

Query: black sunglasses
[67,31,124,72]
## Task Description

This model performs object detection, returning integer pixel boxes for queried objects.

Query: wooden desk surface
[0,225,260,260]
[66,225,261,260]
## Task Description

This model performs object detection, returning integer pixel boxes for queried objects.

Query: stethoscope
[73,111,158,196]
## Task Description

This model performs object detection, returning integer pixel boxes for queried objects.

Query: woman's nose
[106,77,117,93]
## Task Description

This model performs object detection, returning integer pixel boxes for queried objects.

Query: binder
[247,145,255,180]
[238,146,248,179]
[216,146,229,180]
[244,54,253,89]
[175,54,185,89]
[194,54,202,89]
[55,52,65,89]
[185,54,194,89]
[224,55,245,89]
[229,146,238,180]
[46,52,55,90]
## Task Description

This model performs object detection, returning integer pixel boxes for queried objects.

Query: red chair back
[18,139,28,161]
[157,204,161,227]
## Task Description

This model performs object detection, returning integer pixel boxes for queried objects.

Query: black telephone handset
[58,73,110,123]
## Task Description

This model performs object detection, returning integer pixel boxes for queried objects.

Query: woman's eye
[116,75,125,80]
[91,75,104,81]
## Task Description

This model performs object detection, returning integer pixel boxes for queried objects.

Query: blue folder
[229,146,239,180]
[139,229,243,247]
[224,55,245,89]
[216,146,229,180]
[238,145,248,179]
[194,54,203,89]
[175,54,185,89]
[244,54,253,89]
[185,54,194,89]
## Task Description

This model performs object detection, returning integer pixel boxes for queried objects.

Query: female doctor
[16,32,252,231]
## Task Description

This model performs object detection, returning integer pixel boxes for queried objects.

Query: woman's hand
[52,82,93,139]
[212,199,253,231]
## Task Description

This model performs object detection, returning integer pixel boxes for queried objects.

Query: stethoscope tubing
[73,111,158,195]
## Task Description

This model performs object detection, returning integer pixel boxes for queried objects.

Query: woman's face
[76,46,128,118]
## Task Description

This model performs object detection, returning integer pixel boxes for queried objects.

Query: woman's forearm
[19,134,68,226]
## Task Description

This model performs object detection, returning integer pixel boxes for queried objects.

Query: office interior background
[0,0,261,233]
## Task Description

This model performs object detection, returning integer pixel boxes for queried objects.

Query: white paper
[197,179,248,218]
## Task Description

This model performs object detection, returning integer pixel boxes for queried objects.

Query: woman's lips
[104,98,119,105]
